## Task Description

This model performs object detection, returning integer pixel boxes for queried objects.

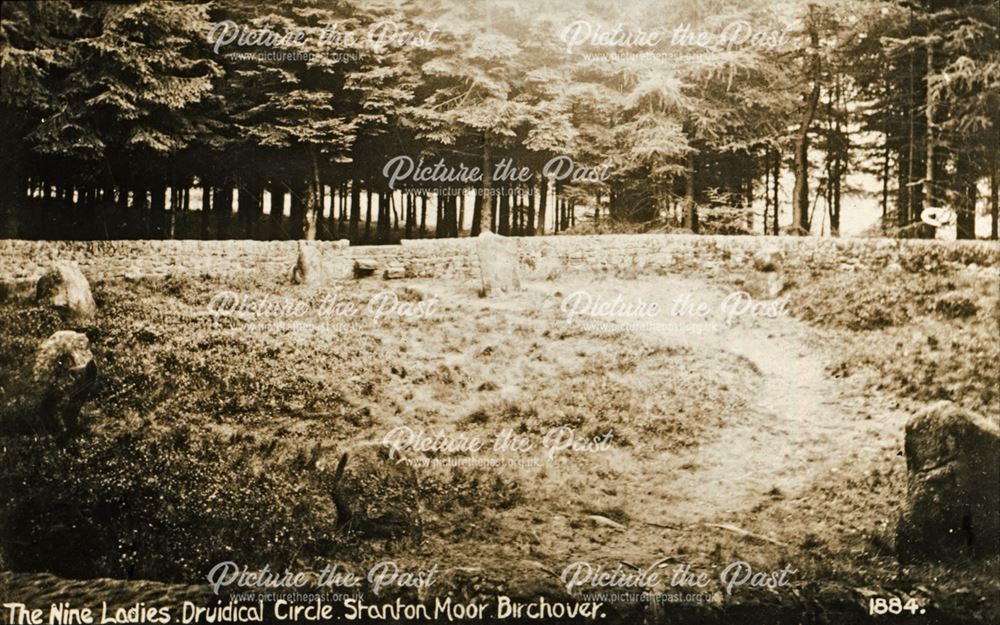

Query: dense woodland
[0,0,997,242]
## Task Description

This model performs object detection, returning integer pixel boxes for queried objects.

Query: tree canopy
[1,0,996,240]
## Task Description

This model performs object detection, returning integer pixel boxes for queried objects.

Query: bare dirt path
[519,275,907,531]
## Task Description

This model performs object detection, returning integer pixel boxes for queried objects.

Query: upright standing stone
[290,241,353,284]
[476,232,521,296]
[897,401,1000,561]
[35,261,97,322]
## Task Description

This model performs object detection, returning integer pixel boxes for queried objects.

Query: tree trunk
[404,192,413,239]
[763,156,771,234]
[435,194,445,238]
[904,8,918,228]
[955,153,976,240]
[526,187,535,236]
[480,136,493,233]
[349,177,360,241]
[960,180,977,240]
[364,187,372,241]
[150,185,166,239]
[420,194,428,236]
[391,191,400,232]
[201,183,212,239]
[328,184,338,238]
[991,125,998,240]
[289,183,306,240]
[375,188,389,243]
[498,191,510,235]
[239,180,263,240]
[537,176,548,235]
[830,75,842,237]
[340,182,348,233]
[133,186,149,238]
[683,152,697,232]
[115,185,127,235]
[924,38,937,221]
[471,192,482,236]
[881,135,890,222]
[512,192,520,235]
[168,185,178,239]
[449,194,458,237]
[221,185,234,239]
[304,147,322,240]
[458,191,466,235]
[772,148,779,235]
[181,187,190,238]
[792,5,821,235]
[270,184,284,239]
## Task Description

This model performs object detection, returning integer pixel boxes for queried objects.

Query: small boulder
[752,247,782,273]
[329,443,421,539]
[30,331,98,435]
[383,264,406,280]
[897,401,1000,561]
[35,261,97,322]
[290,242,353,284]
[354,259,381,278]
[476,231,521,296]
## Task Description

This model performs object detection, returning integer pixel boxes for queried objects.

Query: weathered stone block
[476,232,521,296]
[30,331,98,436]
[897,401,1000,561]
[353,258,381,278]
[383,264,406,280]
[35,261,97,322]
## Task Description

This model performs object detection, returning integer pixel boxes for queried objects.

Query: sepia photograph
[0,0,997,623]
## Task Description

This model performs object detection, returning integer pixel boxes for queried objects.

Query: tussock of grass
[784,269,999,416]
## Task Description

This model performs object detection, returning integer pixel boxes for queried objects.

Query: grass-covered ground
[1,251,997,624]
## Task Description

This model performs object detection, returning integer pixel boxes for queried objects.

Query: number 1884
[869,596,925,615]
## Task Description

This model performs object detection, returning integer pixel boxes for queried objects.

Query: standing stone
[897,401,1000,561]
[35,261,97,322]
[30,331,98,435]
[476,231,521,296]
[290,242,353,284]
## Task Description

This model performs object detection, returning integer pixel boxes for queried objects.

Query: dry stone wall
[0,235,997,283]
